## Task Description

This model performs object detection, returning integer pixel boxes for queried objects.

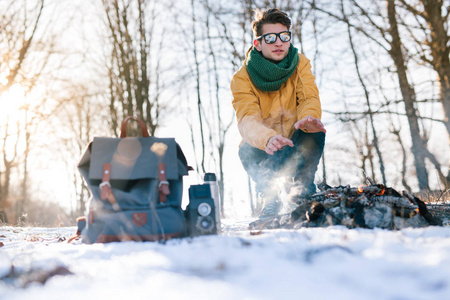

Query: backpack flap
[88,136,186,180]
[78,136,188,210]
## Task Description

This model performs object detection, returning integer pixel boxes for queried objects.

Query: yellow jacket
[231,53,322,150]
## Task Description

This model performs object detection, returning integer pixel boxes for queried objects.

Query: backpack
[71,116,191,243]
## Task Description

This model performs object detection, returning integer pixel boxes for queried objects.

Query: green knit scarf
[246,45,299,92]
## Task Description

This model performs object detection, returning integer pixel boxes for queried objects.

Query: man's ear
[253,39,262,51]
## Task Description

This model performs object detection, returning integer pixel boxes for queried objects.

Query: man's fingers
[312,119,327,133]
[272,139,282,149]
[266,135,294,155]
[314,119,325,129]
[296,120,310,131]
[276,136,294,148]
[265,145,274,155]
[266,142,278,155]
[294,116,326,133]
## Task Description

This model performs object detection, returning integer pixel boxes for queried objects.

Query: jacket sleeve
[296,55,322,121]
[231,70,277,150]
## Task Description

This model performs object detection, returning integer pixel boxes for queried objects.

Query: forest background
[0,0,448,225]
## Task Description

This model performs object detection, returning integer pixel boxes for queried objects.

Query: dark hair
[251,8,291,37]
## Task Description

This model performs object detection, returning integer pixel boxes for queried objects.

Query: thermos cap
[204,172,217,182]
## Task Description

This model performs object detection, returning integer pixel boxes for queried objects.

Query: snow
[1,220,450,300]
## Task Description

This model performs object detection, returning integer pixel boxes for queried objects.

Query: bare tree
[310,0,433,190]
[348,119,377,183]
[396,0,450,182]
[56,86,103,217]
[190,0,207,174]
[0,0,44,95]
[0,0,47,223]
[386,0,430,189]
[0,118,19,223]
[341,0,387,186]
[390,125,413,192]
[201,0,236,215]
[102,0,162,136]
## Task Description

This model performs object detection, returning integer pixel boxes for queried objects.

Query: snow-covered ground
[1,220,450,300]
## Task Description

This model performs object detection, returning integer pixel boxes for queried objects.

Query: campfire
[250,178,444,230]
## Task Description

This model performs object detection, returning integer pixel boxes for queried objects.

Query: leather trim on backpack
[96,232,183,243]
[132,212,147,227]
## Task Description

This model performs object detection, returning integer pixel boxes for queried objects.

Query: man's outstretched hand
[265,116,326,155]
[294,116,326,133]
[265,135,294,155]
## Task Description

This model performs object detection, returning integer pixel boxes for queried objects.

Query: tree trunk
[17,109,31,223]
[387,0,429,190]
[391,127,412,192]
[191,0,206,174]
[421,0,450,182]
[420,0,450,136]
[398,0,450,183]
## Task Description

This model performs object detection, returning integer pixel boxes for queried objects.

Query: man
[230,8,326,220]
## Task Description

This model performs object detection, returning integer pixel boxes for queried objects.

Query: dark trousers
[239,130,325,196]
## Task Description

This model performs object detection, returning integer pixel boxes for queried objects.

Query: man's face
[254,23,291,62]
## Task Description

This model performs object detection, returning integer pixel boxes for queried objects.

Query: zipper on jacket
[278,91,284,136]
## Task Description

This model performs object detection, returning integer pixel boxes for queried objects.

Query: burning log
[306,202,325,221]
[402,191,442,226]
[368,196,417,210]
[254,178,443,231]
[249,177,445,230]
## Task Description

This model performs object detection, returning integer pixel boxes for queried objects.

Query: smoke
[238,133,323,214]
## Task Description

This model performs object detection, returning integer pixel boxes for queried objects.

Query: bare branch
[307,0,390,52]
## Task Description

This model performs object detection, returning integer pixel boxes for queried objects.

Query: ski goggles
[256,31,292,44]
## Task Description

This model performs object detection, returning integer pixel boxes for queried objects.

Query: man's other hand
[265,135,294,155]
[294,116,326,133]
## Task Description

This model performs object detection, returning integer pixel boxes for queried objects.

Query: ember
[249,178,444,230]
[376,187,385,196]
[357,185,364,194]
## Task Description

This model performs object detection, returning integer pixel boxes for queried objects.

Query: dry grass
[415,188,450,204]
